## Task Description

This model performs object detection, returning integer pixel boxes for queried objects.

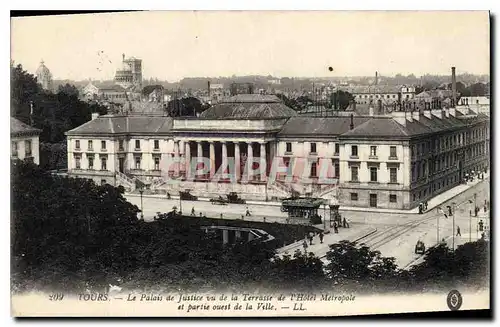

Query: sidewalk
[276,225,377,259]
[126,174,488,215]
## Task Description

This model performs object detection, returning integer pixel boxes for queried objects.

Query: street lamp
[139,187,144,220]
[451,202,456,251]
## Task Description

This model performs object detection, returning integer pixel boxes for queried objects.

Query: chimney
[412,110,420,121]
[451,67,457,107]
[349,114,354,130]
[375,71,378,86]
[423,109,432,119]
[431,109,443,119]
[443,108,450,118]
[91,112,100,120]
[208,81,211,98]
[392,111,407,126]
[406,110,413,123]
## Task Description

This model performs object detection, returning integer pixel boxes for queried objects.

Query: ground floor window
[389,194,397,203]
[350,193,358,201]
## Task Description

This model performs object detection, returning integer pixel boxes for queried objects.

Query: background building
[36,60,53,92]
[114,54,142,90]
[11,117,41,164]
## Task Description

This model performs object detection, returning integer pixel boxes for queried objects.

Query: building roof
[340,111,474,139]
[99,85,127,92]
[66,115,173,136]
[11,117,41,136]
[200,94,297,119]
[340,85,402,94]
[278,116,371,137]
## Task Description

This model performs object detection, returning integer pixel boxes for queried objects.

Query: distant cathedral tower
[114,53,142,90]
[36,60,53,91]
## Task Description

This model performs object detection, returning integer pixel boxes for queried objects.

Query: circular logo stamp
[447,290,463,311]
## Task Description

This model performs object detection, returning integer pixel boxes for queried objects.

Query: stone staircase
[115,171,136,192]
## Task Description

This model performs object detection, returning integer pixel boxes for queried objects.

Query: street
[125,178,490,269]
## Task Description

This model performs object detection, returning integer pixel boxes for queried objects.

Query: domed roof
[36,61,51,76]
[200,94,297,119]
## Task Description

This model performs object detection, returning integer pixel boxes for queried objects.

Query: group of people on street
[418,201,429,214]
[303,231,325,248]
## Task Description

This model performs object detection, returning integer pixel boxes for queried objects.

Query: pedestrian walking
[220,213,223,219]
[333,221,339,234]
[191,207,196,216]
[345,217,350,228]
[308,231,314,245]
[478,220,484,232]
[263,217,266,223]
[342,217,347,228]
[319,232,324,244]
[424,201,428,211]
[199,212,203,217]
[245,207,251,216]
[302,240,308,253]
[456,226,461,236]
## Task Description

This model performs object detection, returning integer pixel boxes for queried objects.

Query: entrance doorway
[118,158,125,173]
[369,194,377,208]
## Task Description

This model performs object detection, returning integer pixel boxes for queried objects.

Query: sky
[11,11,490,82]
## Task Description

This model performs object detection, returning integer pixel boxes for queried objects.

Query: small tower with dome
[36,60,53,92]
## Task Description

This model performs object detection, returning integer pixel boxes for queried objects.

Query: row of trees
[276,90,354,111]
[12,161,489,294]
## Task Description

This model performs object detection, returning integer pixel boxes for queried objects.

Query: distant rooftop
[11,117,41,136]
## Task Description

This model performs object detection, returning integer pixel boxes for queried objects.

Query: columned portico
[174,141,180,176]
[221,141,228,175]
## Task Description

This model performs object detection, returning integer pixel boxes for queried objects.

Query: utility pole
[452,202,456,251]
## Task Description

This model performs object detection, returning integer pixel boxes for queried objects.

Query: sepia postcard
[10,10,490,317]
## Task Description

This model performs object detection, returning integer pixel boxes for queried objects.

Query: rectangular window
[101,157,107,170]
[334,163,340,178]
[310,162,317,178]
[389,167,397,183]
[25,140,32,156]
[370,167,378,182]
[75,140,80,149]
[334,143,339,155]
[370,146,377,157]
[286,142,292,153]
[135,140,140,150]
[135,157,141,169]
[310,143,317,154]
[119,140,124,151]
[88,140,93,150]
[390,146,397,158]
[75,157,81,169]
[389,194,397,203]
[351,145,358,157]
[351,166,359,181]
[154,140,160,150]
[350,193,358,201]
[11,142,18,157]
[88,156,94,170]
[154,157,160,170]
[101,140,106,150]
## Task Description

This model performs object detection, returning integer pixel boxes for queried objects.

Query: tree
[269,250,325,289]
[330,90,354,110]
[324,240,398,286]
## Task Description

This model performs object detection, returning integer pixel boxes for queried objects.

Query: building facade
[114,54,143,90]
[66,94,489,210]
[11,117,41,164]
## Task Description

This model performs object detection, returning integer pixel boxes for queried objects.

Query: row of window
[350,166,398,183]
[75,139,161,151]
[285,143,398,159]
[11,140,32,158]
[350,193,398,203]
[75,156,161,170]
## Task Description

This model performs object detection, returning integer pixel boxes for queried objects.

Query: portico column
[209,141,215,178]
[174,141,180,177]
[247,142,253,181]
[185,141,191,179]
[234,142,241,181]
[197,142,203,179]
[222,141,228,175]
[260,142,267,181]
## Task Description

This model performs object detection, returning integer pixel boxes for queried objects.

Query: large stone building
[11,117,41,164]
[114,54,142,90]
[65,94,489,210]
